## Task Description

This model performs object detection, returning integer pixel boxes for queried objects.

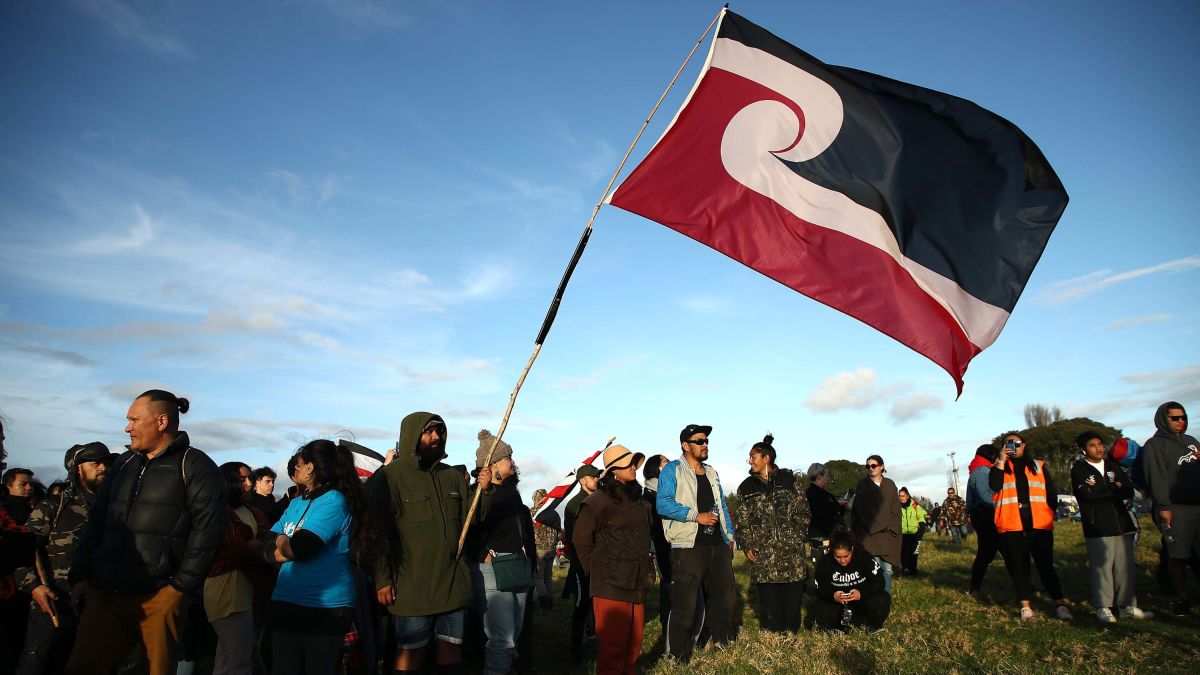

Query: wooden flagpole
[457,4,728,558]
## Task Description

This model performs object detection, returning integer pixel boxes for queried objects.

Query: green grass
[528,518,1200,674]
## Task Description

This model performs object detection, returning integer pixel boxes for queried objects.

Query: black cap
[679,424,713,443]
[65,442,113,471]
[576,464,601,480]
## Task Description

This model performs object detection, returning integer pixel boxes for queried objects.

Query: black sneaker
[1171,600,1191,617]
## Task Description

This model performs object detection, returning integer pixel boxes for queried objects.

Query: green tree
[993,417,1122,494]
[823,459,866,498]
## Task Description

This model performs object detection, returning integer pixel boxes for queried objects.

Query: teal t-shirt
[271,488,354,608]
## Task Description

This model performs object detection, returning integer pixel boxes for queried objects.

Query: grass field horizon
[528,517,1200,674]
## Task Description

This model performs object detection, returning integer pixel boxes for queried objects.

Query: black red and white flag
[339,439,385,481]
[609,11,1068,393]
[533,448,603,528]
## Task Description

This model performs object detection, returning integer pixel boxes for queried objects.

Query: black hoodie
[1143,402,1200,510]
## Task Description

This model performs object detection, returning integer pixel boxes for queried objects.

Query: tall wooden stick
[456,5,727,558]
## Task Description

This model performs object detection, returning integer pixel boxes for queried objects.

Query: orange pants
[592,596,644,675]
[65,585,190,675]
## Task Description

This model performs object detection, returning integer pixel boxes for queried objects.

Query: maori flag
[338,439,385,481]
[609,11,1069,392]
[533,448,603,528]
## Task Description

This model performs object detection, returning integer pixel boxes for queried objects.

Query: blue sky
[2,0,1197,503]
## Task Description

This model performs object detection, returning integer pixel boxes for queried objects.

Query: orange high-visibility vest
[993,459,1054,533]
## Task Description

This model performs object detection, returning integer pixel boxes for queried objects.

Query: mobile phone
[1004,439,1017,457]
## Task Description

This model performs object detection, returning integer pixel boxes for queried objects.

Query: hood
[1153,401,1187,438]
[968,455,992,473]
[396,411,446,468]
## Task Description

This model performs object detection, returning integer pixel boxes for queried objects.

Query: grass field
[527,517,1200,674]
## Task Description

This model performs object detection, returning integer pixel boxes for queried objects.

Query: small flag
[339,439,385,481]
[609,11,1068,393]
[533,449,603,528]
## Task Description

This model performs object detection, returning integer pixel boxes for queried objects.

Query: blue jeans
[875,556,894,595]
[950,524,967,545]
[471,561,527,675]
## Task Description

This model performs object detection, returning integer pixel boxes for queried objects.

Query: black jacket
[466,480,535,564]
[71,432,227,595]
[642,485,671,580]
[806,482,845,539]
[1071,457,1135,538]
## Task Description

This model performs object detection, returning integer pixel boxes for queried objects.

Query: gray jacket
[1144,402,1200,511]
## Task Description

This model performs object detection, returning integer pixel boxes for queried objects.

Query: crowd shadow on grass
[828,641,878,674]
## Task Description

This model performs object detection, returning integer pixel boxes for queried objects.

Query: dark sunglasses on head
[1169,415,1188,422]
[687,438,709,445]
[865,463,880,469]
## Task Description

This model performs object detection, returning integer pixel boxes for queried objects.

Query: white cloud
[806,367,943,424]
[889,393,943,423]
[318,0,409,35]
[1036,256,1200,304]
[270,169,308,206]
[554,355,648,391]
[885,459,947,486]
[75,204,155,253]
[1064,364,1200,433]
[805,367,899,412]
[318,174,338,206]
[9,345,96,367]
[1104,314,1172,330]
[72,0,192,59]
[679,294,731,314]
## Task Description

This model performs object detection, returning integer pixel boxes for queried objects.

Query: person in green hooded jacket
[897,487,928,576]
[370,412,493,675]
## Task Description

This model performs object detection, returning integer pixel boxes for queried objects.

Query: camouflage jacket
[734,468,811,584]
[942,495,968,526]
[16,485,92,593]
[530,505,560,554]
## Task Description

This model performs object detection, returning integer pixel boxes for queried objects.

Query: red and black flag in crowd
[533,448,603,528]
[339,439,385,481]
[609,10,1068,393]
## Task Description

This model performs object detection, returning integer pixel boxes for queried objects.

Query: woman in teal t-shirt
[269,439,368,674]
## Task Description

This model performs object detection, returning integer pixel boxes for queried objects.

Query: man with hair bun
[65,389,226,675]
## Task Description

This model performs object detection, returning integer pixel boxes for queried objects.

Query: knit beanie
[475,429,513,468]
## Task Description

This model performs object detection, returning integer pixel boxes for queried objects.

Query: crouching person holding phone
[811,528,890,632]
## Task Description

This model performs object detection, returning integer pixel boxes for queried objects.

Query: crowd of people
[0,392,1197,674]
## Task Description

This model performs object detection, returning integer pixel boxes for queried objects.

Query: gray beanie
[475,429,513,468]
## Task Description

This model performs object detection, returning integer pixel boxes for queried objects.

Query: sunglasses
[1169,415,1188,422]
[865,463,881,469]
[687,438,709,446]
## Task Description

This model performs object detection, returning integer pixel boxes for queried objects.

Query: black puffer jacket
[71,432,226,595]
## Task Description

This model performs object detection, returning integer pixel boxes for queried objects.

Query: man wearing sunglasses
[1143,401,1200,616]
[656,424,736,663]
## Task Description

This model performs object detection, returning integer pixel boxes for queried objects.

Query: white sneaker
[1055,604,1074,620]
[1095,608,1117,624]
[1019,607,1034,622]
[1119,605,1154,620]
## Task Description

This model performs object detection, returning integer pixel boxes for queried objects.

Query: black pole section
[535,227,592,346]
